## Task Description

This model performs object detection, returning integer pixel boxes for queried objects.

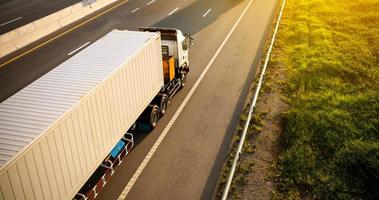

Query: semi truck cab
[173,29,190,69]
[140,27,192,67]
[139,27,193,89]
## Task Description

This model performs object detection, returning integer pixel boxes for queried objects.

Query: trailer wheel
[158,94,168,115]
[148,105,159,129]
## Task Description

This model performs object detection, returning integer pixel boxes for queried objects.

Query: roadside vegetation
[272,0,379,199]
[216,0,378,199]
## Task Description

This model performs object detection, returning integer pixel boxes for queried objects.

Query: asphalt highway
[0,0,82,34]
[0,0,279,199]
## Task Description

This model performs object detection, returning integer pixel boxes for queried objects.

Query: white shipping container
[0,30,164,199]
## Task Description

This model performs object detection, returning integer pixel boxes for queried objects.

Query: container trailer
[0,28,192,200]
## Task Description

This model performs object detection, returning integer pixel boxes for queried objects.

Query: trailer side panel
[0,30,163,199]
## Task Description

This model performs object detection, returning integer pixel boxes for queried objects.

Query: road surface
[0,0,279,199]
[0,0,82,34]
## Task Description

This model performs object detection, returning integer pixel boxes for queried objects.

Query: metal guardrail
[221,0,287,199]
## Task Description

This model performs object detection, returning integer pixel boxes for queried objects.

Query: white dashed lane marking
[0,17,23,27]
[131,7,140,13]
[147,0,156,5]
[202,8,212,18]
[168,7,179,16]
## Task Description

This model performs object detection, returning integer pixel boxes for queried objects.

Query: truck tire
[180,73,187,88]
[147,105,159,129]
[138,105,160,130]
[157,94,168,115]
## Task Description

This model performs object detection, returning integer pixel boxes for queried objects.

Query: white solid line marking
[168,7,179,15]
[146,0,155,5]
[202,8,212,18]
[0,17,23,27]
[68,42,90,56]
[117,0,255,198]
[131,7,140,13]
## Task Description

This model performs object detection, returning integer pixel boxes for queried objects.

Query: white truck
[0,28,192,200]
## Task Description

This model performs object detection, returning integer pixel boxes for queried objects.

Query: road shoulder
[214,1,287,198]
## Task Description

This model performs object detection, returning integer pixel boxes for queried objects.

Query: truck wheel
[139,105,160,130]
[180,73,187,88]
[148,105,159,129]
[158,94,168,115]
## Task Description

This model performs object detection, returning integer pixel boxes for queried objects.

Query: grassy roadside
[272,0,379,199]
[216,0,378,199]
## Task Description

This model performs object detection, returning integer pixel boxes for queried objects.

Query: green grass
[272,0,379,199]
